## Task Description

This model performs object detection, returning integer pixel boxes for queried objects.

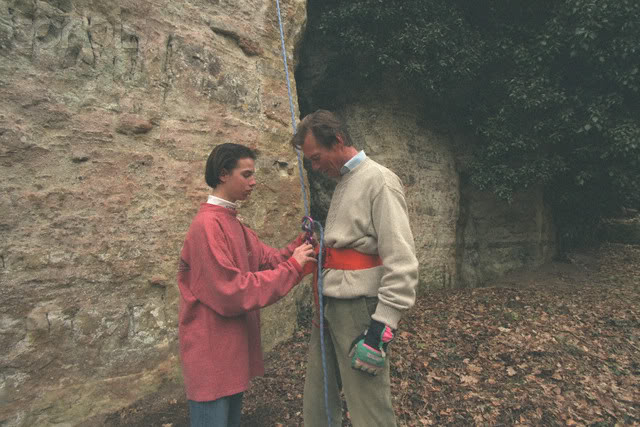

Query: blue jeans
[188,393,244,427]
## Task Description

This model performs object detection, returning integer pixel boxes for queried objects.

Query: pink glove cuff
[382,326,394,343]
[363,343,382,353]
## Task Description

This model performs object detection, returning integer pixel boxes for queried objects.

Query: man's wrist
[364,319,393,350]
[371,304,402,330]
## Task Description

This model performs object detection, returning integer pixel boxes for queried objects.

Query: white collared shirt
[207,195,237,210]
[340,150,367,175]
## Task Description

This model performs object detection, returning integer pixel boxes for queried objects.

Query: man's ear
[335,134,345,147]
[219,169,229,183]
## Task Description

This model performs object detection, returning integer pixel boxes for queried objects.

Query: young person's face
[219,157,256,203]
[301,132,344,178]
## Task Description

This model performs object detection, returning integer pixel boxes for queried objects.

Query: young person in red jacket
[177,143,316,427]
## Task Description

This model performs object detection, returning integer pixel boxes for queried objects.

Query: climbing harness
[275,1,332,425]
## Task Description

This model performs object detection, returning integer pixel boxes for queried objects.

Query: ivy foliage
[311,0,640,246]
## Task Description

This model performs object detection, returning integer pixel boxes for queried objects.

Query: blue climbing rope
[275,1,332,425]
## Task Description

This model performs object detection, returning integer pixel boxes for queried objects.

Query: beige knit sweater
[322,157,418,329]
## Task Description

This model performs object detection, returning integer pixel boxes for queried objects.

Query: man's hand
[292,243,316,269]
[348,319,394,376]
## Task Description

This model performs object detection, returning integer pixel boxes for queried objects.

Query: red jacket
[178,203,303,401]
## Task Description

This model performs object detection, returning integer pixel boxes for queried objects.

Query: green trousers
[303,297,397,427]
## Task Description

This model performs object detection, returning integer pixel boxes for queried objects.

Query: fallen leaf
[467,363,482,373]
[460,374,479,384]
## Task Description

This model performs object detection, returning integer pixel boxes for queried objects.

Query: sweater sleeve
[187,220,303,317]
[370,180,419,329]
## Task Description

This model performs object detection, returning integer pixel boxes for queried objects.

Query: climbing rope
[275,0,332,425]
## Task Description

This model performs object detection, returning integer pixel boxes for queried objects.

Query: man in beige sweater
[291,109,418,426]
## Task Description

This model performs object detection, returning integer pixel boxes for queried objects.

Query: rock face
[294,9,556,291]
[456,183,555,288]
[331,97,555,290]
[1,0,557,425]
[0,0,307,425]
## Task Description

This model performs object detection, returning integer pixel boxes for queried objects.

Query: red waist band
[301,247,382,276]
[323,247,382,270]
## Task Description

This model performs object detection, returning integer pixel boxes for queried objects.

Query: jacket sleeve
[255,231,305,270]
[186,220,303,317]
[370,178,419,329]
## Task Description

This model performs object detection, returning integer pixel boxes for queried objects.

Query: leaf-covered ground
[104,243,639,426]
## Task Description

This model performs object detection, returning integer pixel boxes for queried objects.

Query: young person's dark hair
[205,143,257,188]
[290,109,354,149]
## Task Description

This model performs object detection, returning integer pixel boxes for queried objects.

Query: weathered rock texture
[0,0,307,425]
[1,0,558,424]
[333,96,555,290]
[294,3,556,291]
[456,182,555,288]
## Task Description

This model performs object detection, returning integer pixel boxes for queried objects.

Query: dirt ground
[100,243,639,426]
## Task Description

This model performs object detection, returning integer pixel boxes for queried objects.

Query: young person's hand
[294,231,317,247]
[293,232,307,246]
[292,243,316,269]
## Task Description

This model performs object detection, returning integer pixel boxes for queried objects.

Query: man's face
[301,132,342,178]
[219,157,256,202]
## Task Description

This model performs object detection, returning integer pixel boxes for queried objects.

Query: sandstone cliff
[0,0,557,425]
[0,0,307,425]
